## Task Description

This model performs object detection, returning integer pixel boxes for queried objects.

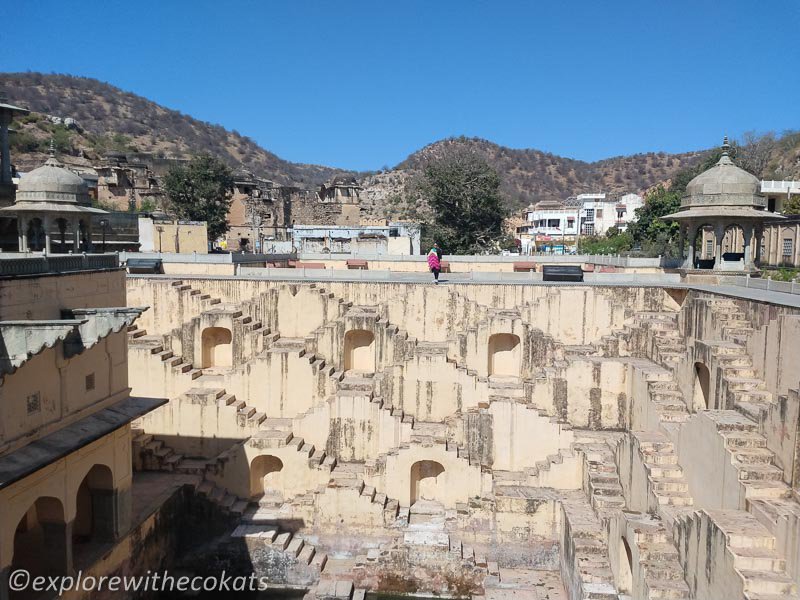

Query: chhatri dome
[663,137,781,271]
[665,137,766,220]
[0,143,107,253]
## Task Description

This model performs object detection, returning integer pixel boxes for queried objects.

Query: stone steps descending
[634,431,694,517]
[621,512,691,599]
[559,491,619,598]
[675,509,798,599]
[231,524,328,573]
[705,411,791,502]
[573,434,626,520]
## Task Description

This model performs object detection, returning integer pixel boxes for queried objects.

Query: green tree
[783,195,800,215]
[578,229,633,254]
[162,154,234,241]
[418,150,508,254]
[628,149,727,256]
[137,198,157,213]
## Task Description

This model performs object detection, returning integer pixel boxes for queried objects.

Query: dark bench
[126,258,163,274]
[542,265,584,282]
[346,259,368,270]
[513,262,537,272]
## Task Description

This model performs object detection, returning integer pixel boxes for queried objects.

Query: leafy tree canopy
[162,154,234,241]
[419,150,509,254]
[628,150,727,256]
[783,195,800,215]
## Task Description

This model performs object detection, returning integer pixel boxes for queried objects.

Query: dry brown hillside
[3,73,796,218]
[1,72,352,187]
[363,137,709,213]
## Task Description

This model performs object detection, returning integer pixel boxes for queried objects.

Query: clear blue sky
[3,0,799,170]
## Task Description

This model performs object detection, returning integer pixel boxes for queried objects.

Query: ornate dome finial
[721,136,730,157]
[44,138,62,167]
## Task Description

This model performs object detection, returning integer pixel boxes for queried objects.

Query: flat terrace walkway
[129,272,800,310]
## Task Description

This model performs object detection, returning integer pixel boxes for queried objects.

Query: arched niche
[410,460,445,505]
[250,455,284,500]
[344,329,375,372]
[693,361,711,410]
[488,333,521,377]
[201,326,233,368]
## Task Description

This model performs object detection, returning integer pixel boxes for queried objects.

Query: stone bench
[513,262,537,272]
[346,259,368,270]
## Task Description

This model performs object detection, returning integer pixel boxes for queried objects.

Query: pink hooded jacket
[427,250,441,270]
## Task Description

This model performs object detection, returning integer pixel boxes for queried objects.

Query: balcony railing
[0,254,120,276]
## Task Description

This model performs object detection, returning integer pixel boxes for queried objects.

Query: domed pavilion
[663,137,781,271]
[0,147,107,253]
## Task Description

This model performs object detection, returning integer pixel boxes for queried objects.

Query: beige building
[0,255,161,598]
[137,215,208,253]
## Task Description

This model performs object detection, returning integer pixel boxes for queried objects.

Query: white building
[578,192,643,236]
[761,180,800,213]
[519,200,579,254]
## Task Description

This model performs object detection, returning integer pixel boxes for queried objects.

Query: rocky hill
[3,73,797,217]
[0,72,352,187]
[361,137,707,213]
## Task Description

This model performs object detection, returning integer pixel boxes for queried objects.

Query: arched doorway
[73,464,116,565]
[722,224,745,266]
[693,225,715,269]
[488,333,521,377]
[694,362,711,409]
[250,455,284,500]
[618,536,634,594]
[201,327,232,368]
[344,329,375,372]
[410,460,445,504]
[26,218,45,252]
[13,497,68,578]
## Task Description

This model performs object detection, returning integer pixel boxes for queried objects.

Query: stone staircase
[573,434,626,520]
[559,491,619,599]
[230,522,329,576]
[675,509,798,599]
[709,411,789,503]
[326,462,405,527]
[632,431,694,524]
[619,512,691,599]
[131,428,251,516]
[492,447,582,491]
[128,326,204,380]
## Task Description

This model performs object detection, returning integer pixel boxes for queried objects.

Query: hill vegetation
[2,72,798,225]
[1,72,351,187]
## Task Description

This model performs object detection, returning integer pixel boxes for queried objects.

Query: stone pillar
[72,218,80,252]
[19,216,28,252]
[58,219,67,252]
[0,117,11,185]
[755,225,764,266]
[0,566,9,600]
[678,225,686,262]
[714,223,725,270]
[795,224,800,267]
[685,224,697,269]
[40,521,72,575]
[90,489,118,542]
[43,215,51,255]
[86,219,94,252]
[743,223,753,270]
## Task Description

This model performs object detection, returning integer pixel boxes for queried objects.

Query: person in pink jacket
[427,243,442,284]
